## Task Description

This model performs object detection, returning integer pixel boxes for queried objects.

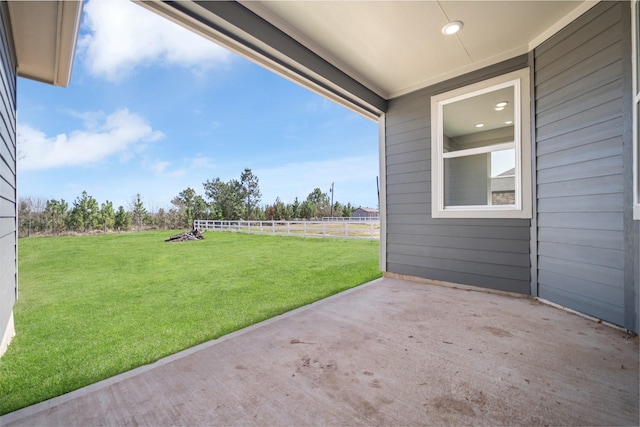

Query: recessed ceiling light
[494,107,504,111]
[505,120,513,125]
[442,21,463,35]
[496,101,508,108]
[475,123,485,128]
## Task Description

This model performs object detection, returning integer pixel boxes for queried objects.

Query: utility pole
[330,182,334,218]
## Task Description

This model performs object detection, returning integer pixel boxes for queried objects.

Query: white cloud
[78,0,232,81]
[142,155,215,178]
[18,109,164,171]
[147,160,171,175]
[144,159,186,178]
[64,110,107,130]
[186,156,216,170]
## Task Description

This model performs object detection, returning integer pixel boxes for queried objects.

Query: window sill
[432,206,532,219]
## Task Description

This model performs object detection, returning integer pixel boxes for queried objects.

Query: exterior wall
[385,1,637,331]
[534,1,635,330]
[0,1,17,356]
[385,55,532,294]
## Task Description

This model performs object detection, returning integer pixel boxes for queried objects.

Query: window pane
[444,153,490,206]
[444,149,515,207]
[443,86,514,153]
[490,149,516,205]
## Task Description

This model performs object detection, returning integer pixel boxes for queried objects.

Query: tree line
[18,168,361,237]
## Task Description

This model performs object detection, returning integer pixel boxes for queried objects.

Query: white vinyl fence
[321,216,380,222]
[193,219,380,240]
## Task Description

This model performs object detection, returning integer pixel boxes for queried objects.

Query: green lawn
[0,231,381,415]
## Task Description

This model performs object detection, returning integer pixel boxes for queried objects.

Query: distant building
[352,207,380,219]
[491,168,516,205]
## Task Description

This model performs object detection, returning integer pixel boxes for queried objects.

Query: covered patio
[2,277,637,426]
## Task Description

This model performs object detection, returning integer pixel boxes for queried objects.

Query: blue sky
[17,0,379,212]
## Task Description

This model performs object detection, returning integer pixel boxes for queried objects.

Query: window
[633,0,640,220]
[431,68,531,218]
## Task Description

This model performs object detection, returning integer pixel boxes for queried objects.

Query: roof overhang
[137,1,599,120]
[136,0,387,119]
[7,1,83,87]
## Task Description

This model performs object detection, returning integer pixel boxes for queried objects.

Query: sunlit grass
[0,231,380,415]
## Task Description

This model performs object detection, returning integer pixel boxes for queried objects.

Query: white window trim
[442,141,515,159]
[633,0,640,220]
[431,68,532,219]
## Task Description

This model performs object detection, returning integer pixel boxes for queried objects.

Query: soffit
[241,1,598,99]
[139,0,597,118]
[7,1,83,87]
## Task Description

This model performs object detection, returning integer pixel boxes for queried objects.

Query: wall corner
[0,312,16,357]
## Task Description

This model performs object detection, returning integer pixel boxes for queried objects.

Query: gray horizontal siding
[535,4,622,79]
[0,2,16,346]
[534,1,629,327]
[386,223,530,240]
[538,193,623,213]
[537,175,623,199]
[537,227,623,251]
[384,55,531,295]
[537,156,623,186]
[387,233,529,254]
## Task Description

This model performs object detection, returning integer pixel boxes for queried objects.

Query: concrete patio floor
[2,277,638,426]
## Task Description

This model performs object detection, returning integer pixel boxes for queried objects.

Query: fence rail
[321,216,380,222]
[193,219,380,240]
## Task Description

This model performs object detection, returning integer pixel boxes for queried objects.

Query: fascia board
[54,0,83,88]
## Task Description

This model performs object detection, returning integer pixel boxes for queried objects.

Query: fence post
[345,221,348,237]
[287,221,290,236]
[304,221,307,237]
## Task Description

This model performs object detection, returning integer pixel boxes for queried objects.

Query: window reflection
[443,86,515,153]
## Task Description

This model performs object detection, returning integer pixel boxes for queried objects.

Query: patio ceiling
[138,1,598,119]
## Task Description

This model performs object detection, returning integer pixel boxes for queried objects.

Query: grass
[0,231,381,415]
